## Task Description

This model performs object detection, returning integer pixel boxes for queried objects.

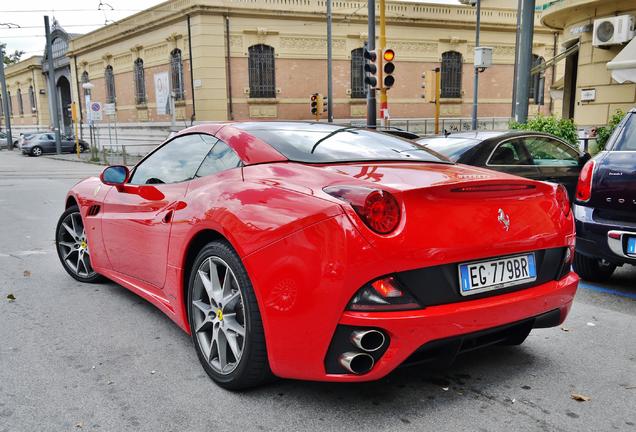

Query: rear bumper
[574,204,636,265]
[320,272,578,382]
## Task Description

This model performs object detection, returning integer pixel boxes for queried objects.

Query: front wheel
[187,241,272,390]
[31,146,43,157]
[55,205,102,283]
[573,253,616,282]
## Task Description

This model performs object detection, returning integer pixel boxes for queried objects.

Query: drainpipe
[549,31,557,115]
[73,55,83,139]
[187,14,196,125]
[225,15,234,120]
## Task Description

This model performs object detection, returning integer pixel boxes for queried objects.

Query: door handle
[162,209,174,224]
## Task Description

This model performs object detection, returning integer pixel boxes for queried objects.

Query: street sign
[103,103,116,115]
[90,102,103,121]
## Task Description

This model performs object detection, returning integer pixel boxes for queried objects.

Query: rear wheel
[55,206,102,283]
[31,146,43,157]
[187,241,272,390]
[573,253,616,282]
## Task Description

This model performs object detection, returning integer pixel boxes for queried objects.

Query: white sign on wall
[580,88,596,102]
[154,72,170,115]
[103,103,116,115]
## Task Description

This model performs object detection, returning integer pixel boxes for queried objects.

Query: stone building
[541,0,636,127]
[2,56,50,131]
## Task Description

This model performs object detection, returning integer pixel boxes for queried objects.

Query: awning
[607,37,636,83]
[530,42,580,75]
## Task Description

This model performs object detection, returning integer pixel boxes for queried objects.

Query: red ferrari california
[56,122,578,389]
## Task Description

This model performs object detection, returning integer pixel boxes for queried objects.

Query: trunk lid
[588,151,636,212]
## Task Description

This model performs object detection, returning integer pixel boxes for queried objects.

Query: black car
[573,108,636,282]
[21,133,88,156]
[417,131,590,201]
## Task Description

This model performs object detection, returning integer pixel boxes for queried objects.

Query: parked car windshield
[416,137,479,162]
[614,114,636,151]
[235,122,449,164]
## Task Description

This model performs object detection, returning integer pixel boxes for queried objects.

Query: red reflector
[371,277,404,298]
[608,232,621,240]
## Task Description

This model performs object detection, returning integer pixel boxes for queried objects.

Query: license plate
[628,237,636,255]
[458,253,537,296]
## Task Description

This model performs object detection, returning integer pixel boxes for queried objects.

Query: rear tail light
[575,160,595,203]
[348,276,421,311]
[324,186,401,234]
[555,184,571,217]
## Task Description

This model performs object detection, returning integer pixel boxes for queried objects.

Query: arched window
[105,65,116,104]
[0,95,3,117]
[17,89,24,115]
[28,85,36,113]
[529,55,545,103]
[350,48,365,99]
[441,51,463,98]
[81,71,90,96]
[170,49,185,100]
[51,38,68,59]
[134,58,146,104]
[6,91,12,116]
[248,44,275,98]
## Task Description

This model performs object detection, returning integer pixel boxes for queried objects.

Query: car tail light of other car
[575,160,596,203]
[323,186,401,234]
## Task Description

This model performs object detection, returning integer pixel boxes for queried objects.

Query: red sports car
[56,122,578,389]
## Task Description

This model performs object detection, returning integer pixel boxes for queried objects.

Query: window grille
[351,48,366,99]
[105,65,116,104]
[6,92,12,116]
[248,44,276,98]
[170,49,185,100]
[17,89,24,115]
[529,55,545,101]
[134,58,146,104]
[81,71,90,97]
[51,38,68,59]
[28,86,36,112]
[0,96,3,117]
[441,51,463,98]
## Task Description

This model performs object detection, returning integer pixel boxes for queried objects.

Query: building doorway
[562,51,578,120]
[57,76,72,136]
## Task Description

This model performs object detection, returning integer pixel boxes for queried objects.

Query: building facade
[542,0,636,127]
[2,56,50,131]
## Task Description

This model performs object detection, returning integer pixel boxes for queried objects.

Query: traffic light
[421,71,436,102]
[363,48,378,88]
[310,93,324,118]
[383,49,395,89]
[322,96,328,113]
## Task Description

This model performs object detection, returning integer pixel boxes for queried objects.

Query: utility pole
[367,0,377,128]
[326,0,333,122]
[471,0,481,130]
[0,45,13,150]
[44,15,62,154]
[511,0,522,117]
[512,0,536,123]
[379,0,387,127]
[435,67,441,134]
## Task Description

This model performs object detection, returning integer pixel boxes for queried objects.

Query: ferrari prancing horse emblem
[498,208,510,231]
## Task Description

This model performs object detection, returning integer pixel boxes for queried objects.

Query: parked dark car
[417,131,590,201]
[573,108,636,282]
[0,131,19,150]
[21,133,88,156]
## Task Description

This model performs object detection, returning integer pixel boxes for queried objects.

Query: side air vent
[87,205,101,216]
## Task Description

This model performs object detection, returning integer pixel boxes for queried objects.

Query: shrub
[509,115,578,146]
[595,109,626,150]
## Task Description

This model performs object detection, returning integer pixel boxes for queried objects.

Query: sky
[0,0,461,59]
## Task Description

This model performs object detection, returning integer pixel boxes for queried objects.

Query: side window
[523,137,578,166]
[489,140,532,165]
[196,140,241,177]
[129,134,216,185]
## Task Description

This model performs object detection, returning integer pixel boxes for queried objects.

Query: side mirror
[100,165,129,186]
[578,152,591,167]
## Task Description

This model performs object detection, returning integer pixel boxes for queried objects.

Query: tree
[1,43,25,65]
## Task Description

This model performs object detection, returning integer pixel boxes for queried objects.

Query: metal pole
[435,67,441,134]
[44,16,62,154]
[367,0,377,128]
[471,0,481,130]
[379,0,387,127]
[512,0,535,123]
[511,0,522,117]
[0,45,13,150]
[326,0,333,123]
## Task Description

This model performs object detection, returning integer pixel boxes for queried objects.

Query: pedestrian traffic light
[363,48,378,88]
[421,71,436,102]
[383,49,395,89]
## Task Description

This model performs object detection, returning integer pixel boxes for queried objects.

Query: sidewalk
[43,150,143,167]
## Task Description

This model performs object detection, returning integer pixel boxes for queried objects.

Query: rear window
[235,122,449,164]
[613,113,636,151]
[416,137,479,162]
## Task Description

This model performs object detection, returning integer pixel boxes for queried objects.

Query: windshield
[235,122,449,164]
[613,113,636,151]
[416,137,479,162]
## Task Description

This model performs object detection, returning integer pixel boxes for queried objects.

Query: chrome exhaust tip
[339,352,375,374]
[350,329,386,352]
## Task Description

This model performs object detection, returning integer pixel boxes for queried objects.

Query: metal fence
[347,117,512,135]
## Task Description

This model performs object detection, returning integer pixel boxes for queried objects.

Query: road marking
[579,283,636,300]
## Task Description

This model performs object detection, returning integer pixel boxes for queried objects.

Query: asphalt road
[0,151,634,432]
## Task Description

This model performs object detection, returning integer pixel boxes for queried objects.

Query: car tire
[187,240,272,390]
[573,253,616,282]
[31,146,43,157]
[55,205,103,283]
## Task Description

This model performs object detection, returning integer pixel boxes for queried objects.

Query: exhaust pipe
[350,329,386,352]
[339,352,374,374]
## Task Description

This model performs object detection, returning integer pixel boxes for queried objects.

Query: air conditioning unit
[593,15,635,47]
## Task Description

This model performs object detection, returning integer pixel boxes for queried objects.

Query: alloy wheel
[56,211,95,278]
[32,147,42,156]
[191,256,246,375]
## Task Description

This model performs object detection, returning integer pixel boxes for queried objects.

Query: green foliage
[595,109,626,150]
[1,42,25,66]
[509,115,578,146]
